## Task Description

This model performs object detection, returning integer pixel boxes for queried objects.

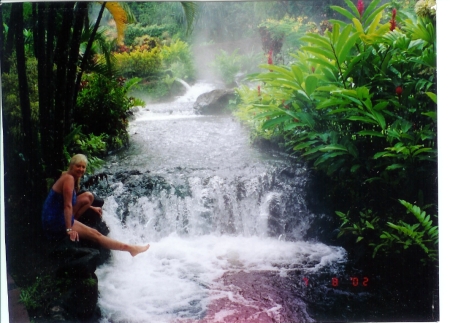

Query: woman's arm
[62,174,74,229]
[62,175,79,241]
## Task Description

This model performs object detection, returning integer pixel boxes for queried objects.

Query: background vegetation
[233,0,437,266]
[1,0,438,320]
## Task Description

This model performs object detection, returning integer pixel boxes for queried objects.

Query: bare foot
[129,244,150,257]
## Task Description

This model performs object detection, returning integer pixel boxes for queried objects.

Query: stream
[90,82,389,323]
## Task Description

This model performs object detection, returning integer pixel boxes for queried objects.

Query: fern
[376,200,438,261]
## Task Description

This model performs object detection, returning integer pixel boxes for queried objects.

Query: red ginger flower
[268,50,273,65]
[390,8,397,31]
[268,50,273,72]
[357,0,364,18]
[396,86,403,97]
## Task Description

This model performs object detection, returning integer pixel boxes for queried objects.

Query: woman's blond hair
[65,154,88,192]
[69,154,88,167]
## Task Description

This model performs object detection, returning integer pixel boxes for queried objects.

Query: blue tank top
[42,189,76,239]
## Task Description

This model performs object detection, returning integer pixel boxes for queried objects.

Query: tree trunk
[15,2,45,225]
[74,1,106,104]
[65,2,88,133]
[2,4,20,74]
[53,2,75,172]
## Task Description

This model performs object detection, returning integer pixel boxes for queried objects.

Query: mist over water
[94,83,347,322]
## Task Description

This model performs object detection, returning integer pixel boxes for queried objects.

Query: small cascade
[93,82,348,323]
[174,77,192,90]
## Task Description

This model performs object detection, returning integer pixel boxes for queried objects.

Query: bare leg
[72,220,150,257]
[73,192,94,219]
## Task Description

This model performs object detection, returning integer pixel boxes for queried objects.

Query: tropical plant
[373,200,438,261]
[114,47,162,79]
[210,49,244,86]
[235,0,437,262]
[160,39,195,81]
[75,74,141,150]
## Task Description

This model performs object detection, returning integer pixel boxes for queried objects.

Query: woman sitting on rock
[42,154,149,257]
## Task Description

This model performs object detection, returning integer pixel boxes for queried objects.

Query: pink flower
[357,0,364,18]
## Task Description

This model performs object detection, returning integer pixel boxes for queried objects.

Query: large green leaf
[305,75,317,96]
[291,65,304,87]
[343,0,360,19]
[307,57,338,73]
[293,140,319,151]
[319,144,348,152]
[261,115,291,130]
[358,130,384,137]
[302,46,335,61]
[361,0,382,21]
[314,151,348,167]
[363,3,389,30]
[316,98,345,110]
[335,24,352,57]
[338,32,360,64]
[259,64,295,80]
[301,33,331,49]
[348,116,378,125]
[425,92,437,104]
[330,5,356,22]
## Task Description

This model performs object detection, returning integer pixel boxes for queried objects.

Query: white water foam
[96,197,346,323]
[97,81,346,322]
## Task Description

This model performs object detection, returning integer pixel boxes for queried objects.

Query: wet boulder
[193,89,235,115]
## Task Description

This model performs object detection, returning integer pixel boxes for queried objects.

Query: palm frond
[181,2,198,36]
[104,2,128,44]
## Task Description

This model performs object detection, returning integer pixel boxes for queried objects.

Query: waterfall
[93,82,347,323]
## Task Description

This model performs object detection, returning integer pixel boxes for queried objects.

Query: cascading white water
[94,82,347,323]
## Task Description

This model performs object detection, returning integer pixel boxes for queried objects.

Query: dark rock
[193,89,235,115]
[42,192,111,322]
[46,237,101,321]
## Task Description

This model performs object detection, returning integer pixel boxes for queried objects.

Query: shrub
[160,39,195,81]
[75,74,141,150]
[124,23,180,46]
[114,47,162,79]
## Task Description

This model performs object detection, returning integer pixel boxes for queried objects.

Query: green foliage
[19,273,97,312]
[83,277,98,287]
[336,209,380,243]
[160,39,195,81]
[258,16,318,57]
[235,0,437,263]
[75,73,141,151]
[114,47,162,79]
[114,38,195,100]
[19,277,43,310]
[210,49,266,87]
[1,57,39,143]
[374,200,438,261]
[210,49,243,86]
[124,23,180,46]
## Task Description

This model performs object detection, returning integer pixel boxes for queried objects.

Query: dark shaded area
[302,169,439,322]
[6,192,111,322]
